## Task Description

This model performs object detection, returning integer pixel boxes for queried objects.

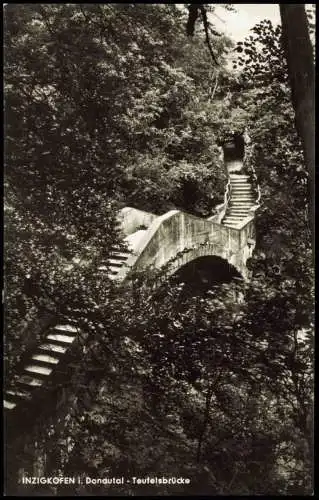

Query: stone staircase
[4,323,79,413]
[97,244,131,280]
[222,174,255,229]
[4,227,147,416]
[97,216,132,280]
[98,229,147,281]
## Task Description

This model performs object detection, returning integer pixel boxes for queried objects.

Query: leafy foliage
[4,4,313,497]
[4,3,232,368]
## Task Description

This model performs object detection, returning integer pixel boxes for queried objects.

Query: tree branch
[200,5,219,65]
[186,4,219,65]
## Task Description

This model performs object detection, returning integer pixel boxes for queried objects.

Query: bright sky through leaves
[214,4,281,42]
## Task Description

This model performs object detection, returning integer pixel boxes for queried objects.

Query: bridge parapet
[209,178,231,224]
[117,209,256,281]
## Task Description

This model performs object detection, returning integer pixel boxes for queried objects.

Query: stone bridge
[4,134,261,440]
[113,206,257,282]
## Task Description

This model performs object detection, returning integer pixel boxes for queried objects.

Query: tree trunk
[279,5,315,248]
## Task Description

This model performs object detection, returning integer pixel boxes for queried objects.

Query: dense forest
[4,4,314,496]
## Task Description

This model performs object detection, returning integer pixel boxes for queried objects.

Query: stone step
[228,209,253,212]
[109,252,130,260]
[227,214,247,218]
[230,183,250,186]
[231,193,252,196]
[225,212,245,216]
[53,324,78,334]
[230,199,254,202]
[109,266,121,273]
[39,343,68,354]
[27,357,59,370]
[108,258,126,267]
[230,204,254,208]
[228,206,249,209]
[227,215,248,219]
[225,213,246,217]
[111,244,130,251]
[46,333,76,344]
[231,192,253,196]
[6,389,32,402]
[231,189,253,193]
[230,197,254,200]
[17,375,44,388]
[32,353,60,365]
[230,180,250,184]
[231,191,252,195]
[110,252,131,260]
[111,242,130,250]
[230,178,250,182]
[99,258,127,272]
[231,189,251,193]
[229,174,250,178]
[230,200,254,203]
[4,400,16,410]
[98,265,119,276]
[229,202,254,206]
[231,184,251,187]
[224,213,246,218]
[227,208,250,213]
[230,179,250,183]
[230,189,253,198]
[229,206,250,210]
[229,209,252,213]
[230,197,254,201]
[24,364,53,377]
[26,360,58,375]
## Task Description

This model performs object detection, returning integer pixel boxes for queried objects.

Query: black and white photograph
[3,3,315,496]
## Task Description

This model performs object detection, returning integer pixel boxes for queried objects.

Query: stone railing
[209,178,231,224]
[247,163,261,206]
[242,141,261,207]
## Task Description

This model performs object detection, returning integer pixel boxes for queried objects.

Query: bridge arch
[166,254,243,299]
[171,255,242,284]
[162,245,244,281]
